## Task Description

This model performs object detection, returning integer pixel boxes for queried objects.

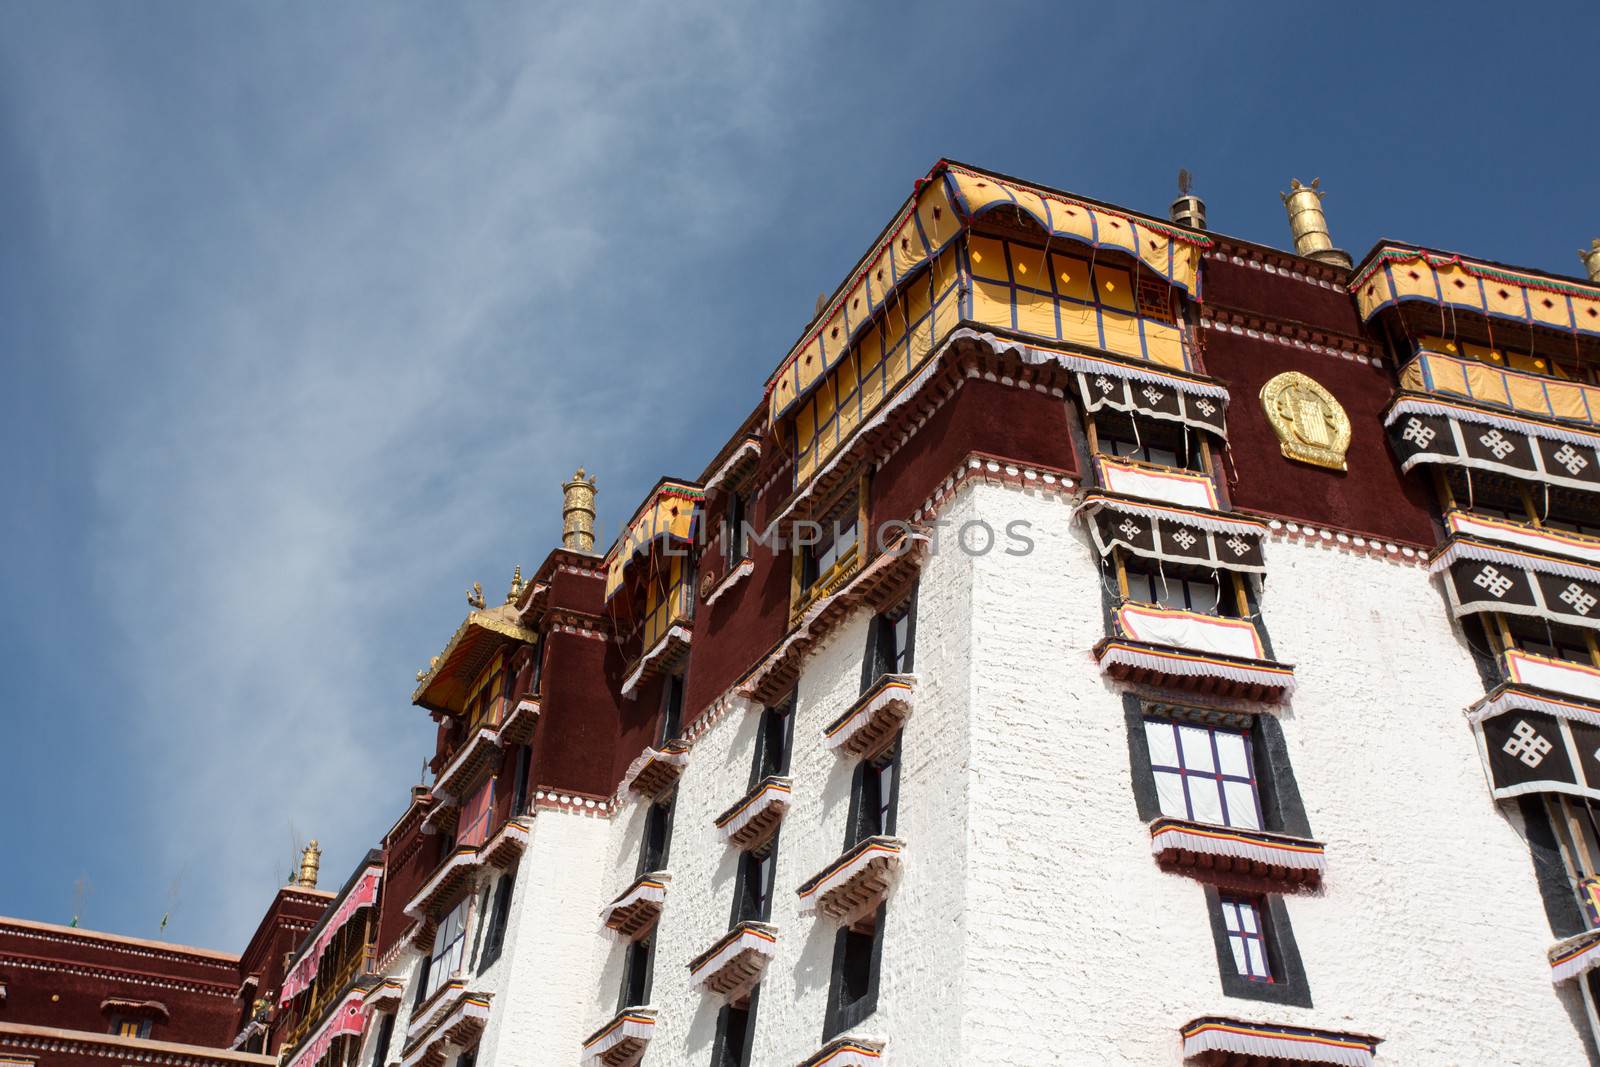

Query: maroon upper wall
[0,918,241,1048]
[870,376,1079,530]
[1203,254,1362,335]
[1201,331,1435,544]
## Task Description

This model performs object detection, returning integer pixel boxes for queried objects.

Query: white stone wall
[433,476,1596,1066]
[955,479,1592,1065]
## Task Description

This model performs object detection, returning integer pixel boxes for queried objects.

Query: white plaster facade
[362,477,1592,1066]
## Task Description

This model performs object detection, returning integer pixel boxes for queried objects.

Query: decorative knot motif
[1479,429,1515,460]
[1554,444,1590,476]
[1401,417,1436,449]
[1503,720,1553,768]
[1473,565,1513,598]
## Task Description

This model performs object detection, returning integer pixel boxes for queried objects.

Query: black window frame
[637,799,675,877]
[823,903,886,1040]
[1121,560,1239,618]
[1202,885,1312,1007]
[844,738,901,850]
[368,1011,395,1067]
[1094,410,1207,472]
[729,835,779,926]
[618,934,656,1012]
[800,496,860,592]
[1125,698,1310,839]
[750,694,796,785]
[860,592,917,693]
[660,674,685,746]
[709,986,759,1067]
[725,490,750,568]
[478,869,516,972]
[510,744,532,818]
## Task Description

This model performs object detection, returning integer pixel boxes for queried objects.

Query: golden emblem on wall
[1259,371,1351,471]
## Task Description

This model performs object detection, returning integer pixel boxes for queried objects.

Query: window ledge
[825,675,916,758]
[481,816,532,870]
[1150,817,1325,887]
[1551,928,1600,983]
[581,1006,656,1067]
[797,836,904,924]
[704,558,755,608]
[687,921,778,1000]
[358,977,405,1014]
[1180,1016,1380,1067]
[620,626,693,700]
[432,727,502,805]
[790,547,865,628]
[498,696,541,745]
[1097,638,1295,701]
[600,872,670,940]
[1094,454,1219,510]
[621,740,692,799]
[797,1035,885,1067]
[402,846,484,921]
[400,986,491,1067]
[714,776,792,851]
[1445,510,1600,569]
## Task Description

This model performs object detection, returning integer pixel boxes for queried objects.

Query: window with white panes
[1219,895,1273,983]
[1143,717,1262,830]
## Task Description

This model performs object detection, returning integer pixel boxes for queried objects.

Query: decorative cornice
[1199,309,1381,367]
[0,954,237,999]
[0,919,239,970]
[0,1023,273,1067]
[1204,240,1349,287]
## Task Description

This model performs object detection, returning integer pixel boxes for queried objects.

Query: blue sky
[2,2,1596,951]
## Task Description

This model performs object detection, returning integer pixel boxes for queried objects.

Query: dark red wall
[0,920,240,1048]
[1200,331,1435,544]
[870,377,1079,531]
[1204,256,1363,334]
[376,799,439,962]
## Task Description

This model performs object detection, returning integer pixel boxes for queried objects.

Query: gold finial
[467,582,486,610]
[1281,177,1351,269]
[295,841,321,888]
[562,468,598,553]
[1580,239,1600,284]
[505,565,524,604]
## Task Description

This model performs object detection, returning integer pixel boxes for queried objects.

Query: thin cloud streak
[5,2,824,945]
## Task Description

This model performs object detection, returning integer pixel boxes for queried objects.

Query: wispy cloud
[3,2,825,945]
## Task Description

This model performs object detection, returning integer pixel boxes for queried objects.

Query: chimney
[295,841,321,888]
[562,468,598,553]
[1281,178,1352,269]
[1581,239,1600,284]
[1170,168,1206,230]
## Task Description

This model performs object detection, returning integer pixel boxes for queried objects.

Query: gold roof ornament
[505,565,524,604]
[467,582,486,610]
[295,841,321,888]
[1281,178,1352,270]
[562,468,598,554]
[1581,239,1600,284]
[1260,371,1351,472]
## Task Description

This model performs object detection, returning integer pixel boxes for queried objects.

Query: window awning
[1432,537,1600,631]
[603,480,704,602]
[1081,495,1266,573]
[1180,1017,1380,1067]
[1075,360,1227,437]
[1471,679,1600,804]
[1385,396,1600,493]
[280,866,382,1005]
[1352,243,1600,338]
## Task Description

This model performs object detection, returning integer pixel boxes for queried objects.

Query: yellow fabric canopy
[767,162,1206,424]
[604,481,704,601]
[1354,245,1600,338]
[1401,347,1600,430]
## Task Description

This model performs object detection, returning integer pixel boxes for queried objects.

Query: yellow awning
[604,480,704,601]
[412,606,538,714]
[1353,244,1600,337]
[766,161,1208,425]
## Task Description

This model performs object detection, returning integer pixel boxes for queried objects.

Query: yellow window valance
[791,246,962,485]
[1353,245,1600,338]
[1400,348,1600,430]
[941,163,1204,297]
[604,481,704,601]
[766,161,1206,425]
[966,233,1191,372]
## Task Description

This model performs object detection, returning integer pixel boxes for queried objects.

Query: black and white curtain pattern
[1478,705,1600,803]
[1386,398,1600,492]
[1434,539,1600,631]
[1075,370,1228,438]
[1082,495,1266,573]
